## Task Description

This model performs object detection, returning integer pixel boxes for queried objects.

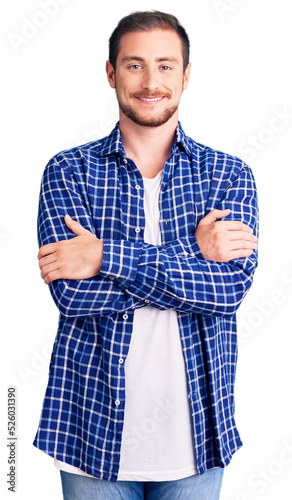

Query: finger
[229,241,257,251]
[228,231,257,242]
[38,253,58,270]
[229,248,254,259]
[64,214,89,236]
[200,209,231,225]
[43,269,62,285]
[216,221,254,234]
[41,262,60,280]
[216,248,254,262]
[38,242,58,259]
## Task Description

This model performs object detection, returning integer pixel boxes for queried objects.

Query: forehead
[117,29,184,63]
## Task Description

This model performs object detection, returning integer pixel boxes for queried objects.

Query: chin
[122,106,178,128]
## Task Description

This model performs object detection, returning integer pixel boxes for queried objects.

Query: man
[34,11,258,500]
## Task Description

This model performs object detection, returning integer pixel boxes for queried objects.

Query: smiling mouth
[136,96,165,103]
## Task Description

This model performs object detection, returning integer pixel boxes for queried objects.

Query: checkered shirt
[33,122,258,481]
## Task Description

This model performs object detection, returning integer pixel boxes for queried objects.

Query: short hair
[109,10,190,72]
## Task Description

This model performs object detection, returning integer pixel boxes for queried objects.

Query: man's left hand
[38,215,103,284]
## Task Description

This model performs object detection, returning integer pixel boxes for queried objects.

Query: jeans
[60,467,224,500]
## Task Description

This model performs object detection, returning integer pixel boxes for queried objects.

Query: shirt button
[123,159,127,165]
[109,276,114,281]
[135,185,140,190]
[144,299,150,304]
[123,314,128,320]
[115,400,121,406]
[135,227,141,233]
[118,358,124,364]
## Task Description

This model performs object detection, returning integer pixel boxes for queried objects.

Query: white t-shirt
[55,170,197,481]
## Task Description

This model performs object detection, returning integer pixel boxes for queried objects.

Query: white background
[1,0,292,498]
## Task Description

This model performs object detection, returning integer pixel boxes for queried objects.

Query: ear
[183,62,191,90]
[106,60,116,89]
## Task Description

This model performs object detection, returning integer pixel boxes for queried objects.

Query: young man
[34,11,258,500]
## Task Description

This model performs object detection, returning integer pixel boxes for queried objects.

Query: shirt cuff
[186,235,205,260]
[99,236,205,287]
[160,235,204,260]
[99,240,143,286]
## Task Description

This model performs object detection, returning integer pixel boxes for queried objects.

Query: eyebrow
[121,56,180,64]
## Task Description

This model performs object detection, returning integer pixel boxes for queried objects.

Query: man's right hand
[38,215,103,285]
[195,209,257,262]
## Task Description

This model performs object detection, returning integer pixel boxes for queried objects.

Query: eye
[160,65,172,71]
[129,64,142,70]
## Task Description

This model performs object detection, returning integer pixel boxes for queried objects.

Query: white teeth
[138,97,163,102]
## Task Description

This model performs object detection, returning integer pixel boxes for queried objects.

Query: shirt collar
[98,121,192,159]
[172,121,192,158]
[97,122,126,158]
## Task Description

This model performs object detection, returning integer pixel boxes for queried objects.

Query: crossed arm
[38,210,257,285]
[37,158,258,317]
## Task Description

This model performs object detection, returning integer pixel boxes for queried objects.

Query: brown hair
[109,10,190,72]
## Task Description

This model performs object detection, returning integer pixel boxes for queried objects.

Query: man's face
[106,29,191,128]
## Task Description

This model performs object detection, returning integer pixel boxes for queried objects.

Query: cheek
[171,84,183,98]
[116,79,134,98]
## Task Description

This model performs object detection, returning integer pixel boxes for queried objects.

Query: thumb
[199,209,231,225]
[64,214,89,236]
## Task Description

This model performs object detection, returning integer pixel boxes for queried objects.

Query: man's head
[106,11,191,128]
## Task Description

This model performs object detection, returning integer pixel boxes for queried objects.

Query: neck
[119,112,178,178]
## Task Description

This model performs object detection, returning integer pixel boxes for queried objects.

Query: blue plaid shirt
[34,122,258,481]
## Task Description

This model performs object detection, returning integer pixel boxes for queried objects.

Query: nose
[141,67,159,91]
